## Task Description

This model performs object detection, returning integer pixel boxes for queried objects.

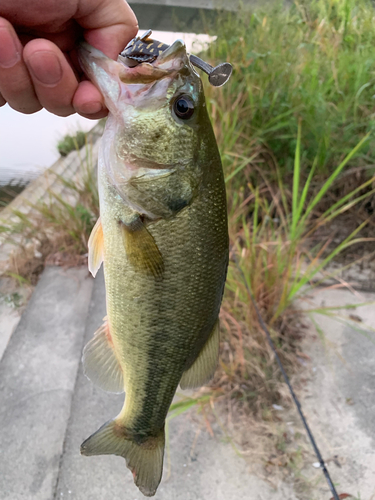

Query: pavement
[0,266,297,500]
[0,267,93,500]
[0,266,375,499]
[298,288,375,499]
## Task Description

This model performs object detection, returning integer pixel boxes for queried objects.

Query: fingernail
[0,27,20,68]
[79,101,103,114]
[27,51,63,86]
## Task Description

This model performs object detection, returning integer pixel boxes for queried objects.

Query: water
[0,168,40,187]
[0,105,97,185]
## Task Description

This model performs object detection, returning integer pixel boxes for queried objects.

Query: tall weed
[204,0,375,178]
[213,129,374,417]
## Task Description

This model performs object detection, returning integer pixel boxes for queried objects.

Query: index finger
[76,0,138,59]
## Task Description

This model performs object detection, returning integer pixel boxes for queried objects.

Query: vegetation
[204,0,375,178]
[57,130,87,157]
[191,0,375,414]
[195,1,375,490]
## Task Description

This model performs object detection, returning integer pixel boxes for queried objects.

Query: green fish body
[78,39,228,497]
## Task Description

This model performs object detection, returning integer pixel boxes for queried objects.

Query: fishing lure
[121,29,233,87]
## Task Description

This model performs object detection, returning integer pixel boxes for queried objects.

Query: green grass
[198,2,375,421]
[204,0,375,179]
[57,130,87,157]
[212,127,374,416]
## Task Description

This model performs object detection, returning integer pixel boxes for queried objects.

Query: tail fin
[81,419,165,497]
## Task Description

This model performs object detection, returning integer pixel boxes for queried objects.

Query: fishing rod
[234,255,340,500]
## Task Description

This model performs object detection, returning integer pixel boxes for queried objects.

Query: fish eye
[173,95,195,120]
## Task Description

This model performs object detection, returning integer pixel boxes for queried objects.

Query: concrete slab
[128,0,278,32]
[299,288,375,499]
[0,279,32,362]
[5,264,373,499]
[55,270,297,500]
[0,302,21,361]
[0,266,93,500]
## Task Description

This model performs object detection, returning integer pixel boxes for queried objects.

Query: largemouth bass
[78,37,229,497]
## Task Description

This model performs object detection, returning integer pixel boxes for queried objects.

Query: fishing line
[233,256,340,500]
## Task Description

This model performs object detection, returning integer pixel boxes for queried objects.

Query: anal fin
[82,318,124,393]
[121,215,164,280]
[88,217,104,277]
[180,319,220,390]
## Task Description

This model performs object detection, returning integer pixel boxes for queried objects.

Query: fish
[77,38,229,497]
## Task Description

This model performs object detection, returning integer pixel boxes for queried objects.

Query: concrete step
[299,290,375,498]
[0,266,93,500]
[54,271,295,500]
[0,265,296,499]
[1,261,375,499]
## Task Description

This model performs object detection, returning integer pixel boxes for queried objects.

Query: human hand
[0,0,138,118]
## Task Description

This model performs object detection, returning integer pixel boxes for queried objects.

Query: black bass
[77,38,228,497]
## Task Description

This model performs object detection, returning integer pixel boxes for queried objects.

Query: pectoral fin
[180,319,220,390]
[82,318,124,393]
[88,217,104,277]
[121,216,164,280]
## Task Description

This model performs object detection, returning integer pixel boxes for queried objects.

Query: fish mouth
[77,39,191,114]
